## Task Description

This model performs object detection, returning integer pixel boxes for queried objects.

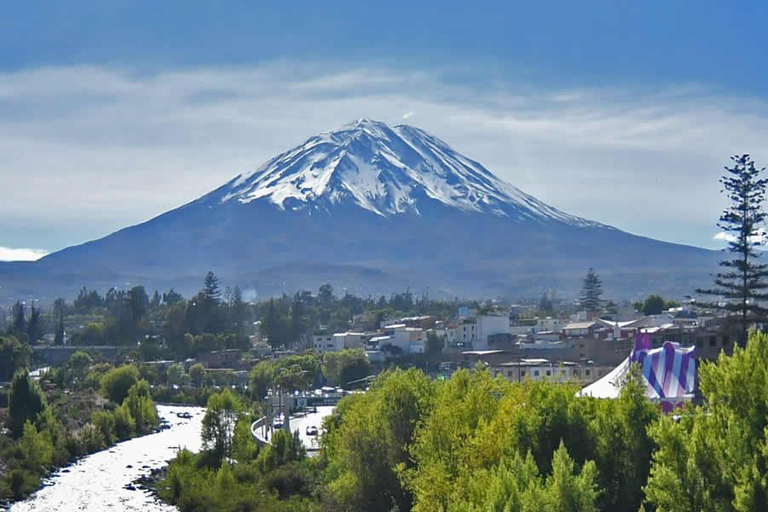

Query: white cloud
[1,63,767,251]
[713,232,736,243]
[0,246,48,261]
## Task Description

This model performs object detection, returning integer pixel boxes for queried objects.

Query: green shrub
[100,365,139,404]
[92,410,116,445]
[8,469,40,500]
[113,403,135,440]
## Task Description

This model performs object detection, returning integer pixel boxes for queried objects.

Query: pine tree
[150,290,161,311]
[229,286,246,334]
[289,293,305,348]
[697,154,768,346]
[11,301,26,335]
[7,370,48,438]
[53,298,65,345]
[203,271,222,304]
[579,268,603,318]
[26,305,41,344]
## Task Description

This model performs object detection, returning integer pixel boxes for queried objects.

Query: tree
[53,298,66,345]
[150,290,162,311]
[257,429,305,474]
[123,380,158,433]
[539,293,554,314]
[249,361,275,400]
[289,293,306,348]
[74,287,104,312]
[100,365,140,404]
[126,285,149,329]
[228,286,246,334]
[92,410,116,445]
[231,417,258,463]
[318,283,335,307]
[322,349,371,388]
[19,422,53,471]
[323,368,435,512]
[0,335,31,381]
[697,154,768,346]
[201,389,243,461]
[644,331,768,510]
[7,370,48,438]
[25,305,42,344]
[642,294,666,316]
[201,272,225,333]
[425,331,444,358]
[579,269,603,318]
[163,288,184,306]
[203,271,222,304]
[68,350,93,387]
[167,363,186,386]
[261,299,287,349]
[189,363,206,388]
[11,301,26,335]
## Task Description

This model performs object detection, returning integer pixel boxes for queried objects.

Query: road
[288,406,334,451]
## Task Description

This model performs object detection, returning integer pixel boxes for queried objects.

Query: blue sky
[2,1,768,259]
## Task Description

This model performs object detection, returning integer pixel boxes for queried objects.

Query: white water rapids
[10,405,204,512]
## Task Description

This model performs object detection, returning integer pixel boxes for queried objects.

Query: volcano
[1,119,718,301]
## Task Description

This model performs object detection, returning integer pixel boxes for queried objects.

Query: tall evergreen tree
[289,292,306,348]
[7,369,48,438]
[126,286,149,328]
[228,286,246,334]
[203,271,222,304]
[11,301,26,335]
[579,268,603,318]
[261,298,286,349]
[697,154,768,346]
[150,290,161,311]
[53,298,65,345]
[162,288,184,306]
[26,305,41,344]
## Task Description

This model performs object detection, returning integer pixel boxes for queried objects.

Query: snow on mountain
[219,119,599,227]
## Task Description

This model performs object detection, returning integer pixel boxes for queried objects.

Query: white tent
[577,358,631,399]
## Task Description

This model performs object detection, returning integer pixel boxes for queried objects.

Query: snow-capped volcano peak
[219,119,595,225]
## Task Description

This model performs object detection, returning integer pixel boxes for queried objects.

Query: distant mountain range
[0,119,718,303]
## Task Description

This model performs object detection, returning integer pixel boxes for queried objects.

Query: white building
[474,314,511,350]
[312,334,338,352]
[377,324,425,354]
[536,317,564,333]
[447,321,476,346]
[312,332,366,353]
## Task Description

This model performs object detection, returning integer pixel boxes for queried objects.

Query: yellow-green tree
[644,331,768,511]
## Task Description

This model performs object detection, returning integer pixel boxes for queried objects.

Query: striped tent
[579,332,696,412]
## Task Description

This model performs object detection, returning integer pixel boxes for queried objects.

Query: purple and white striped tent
[579,332,696,411]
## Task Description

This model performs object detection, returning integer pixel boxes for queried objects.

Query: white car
[305,425,319,436]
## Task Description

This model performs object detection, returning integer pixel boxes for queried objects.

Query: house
[378,324,425,354]
[475,314,511,350]
[491,359,612,385]
[562,321,599,338]
[312,334,338,352]
[399,315,437,330]
[312,332,367,353]
[536,317,564,333]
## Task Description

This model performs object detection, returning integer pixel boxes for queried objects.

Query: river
[10,405,204,512]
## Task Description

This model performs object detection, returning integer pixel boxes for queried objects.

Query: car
[176,411,193,419]
[306,425,319,436]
